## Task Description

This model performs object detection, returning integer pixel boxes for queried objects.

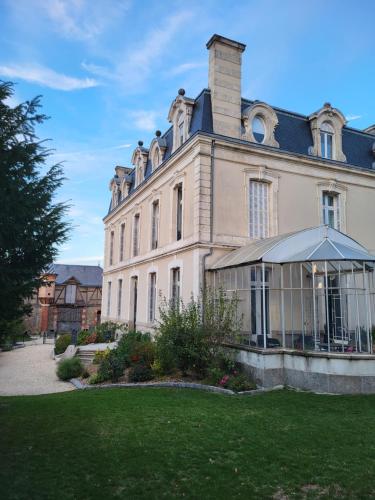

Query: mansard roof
[46,264,103,287]
[108,89,373,214]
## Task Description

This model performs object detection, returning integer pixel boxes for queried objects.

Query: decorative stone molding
[316,180,347,232]
[243,166,279,237]
[149,134,167,171]
[131,142,149,187]
[309,103,347,162]
[242,102,279,147]
[168,90,194,153]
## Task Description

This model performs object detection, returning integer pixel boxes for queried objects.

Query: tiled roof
[47,264,103,287]
[110,90,374,213]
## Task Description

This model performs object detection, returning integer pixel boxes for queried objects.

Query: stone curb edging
[69,378,285,396]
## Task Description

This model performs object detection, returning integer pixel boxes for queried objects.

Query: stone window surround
[309,104,347,162]
[167,259,183,302]
[168,95,194,153]
[242,102,279,148]
[243,166,279,239]
[169,172,186,242]
[149,193,161,252]
[147,265,158,325]
[316,180,347,232]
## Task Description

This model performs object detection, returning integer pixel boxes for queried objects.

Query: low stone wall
[228,345,375,394]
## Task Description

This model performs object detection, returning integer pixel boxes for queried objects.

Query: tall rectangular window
[119,223,125,261]
[117,279,122,318]
[151,200,159,250]
[148,273,157,322]
[322,192,340,229]
[107,281,112,316]
[65,284,76,304]
[171,267,180,307]
[133,214,140,257]
[178,122,184,146]
[109,231,114,265]
[176,184,183,241]
[320,132,333,159]
[249,181,269,239]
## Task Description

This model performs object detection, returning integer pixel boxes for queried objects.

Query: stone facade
[102,34,375,332]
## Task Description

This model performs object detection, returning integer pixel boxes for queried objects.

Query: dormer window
[252,115,265,143]
[320,122,334,159]
[168,89,194,153]
[178,121,184,147]
[309,103,346,162]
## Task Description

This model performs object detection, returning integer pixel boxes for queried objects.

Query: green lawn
[1,389,375,499]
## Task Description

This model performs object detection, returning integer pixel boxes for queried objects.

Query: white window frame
[148,272,157,323]
[249,180,270,239]
[132,214,140,257]
[117,279,123,318]
[107,281,112,317]
[119,223,125,262]
[109,230,114,266]
[151,200,160,250]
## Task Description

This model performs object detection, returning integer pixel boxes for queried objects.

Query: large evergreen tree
[0,81,70,332]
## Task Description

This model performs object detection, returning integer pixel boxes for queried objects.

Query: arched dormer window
[309,103,346,162]
[149,132,167,171]
[131,141,149,188]
[320,122,334,159]
[242,102,279,147]
[168,89,194,153]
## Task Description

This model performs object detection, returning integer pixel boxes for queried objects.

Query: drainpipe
[201,139,215,296]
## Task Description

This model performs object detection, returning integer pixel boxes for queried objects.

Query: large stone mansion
[101,34,375,333]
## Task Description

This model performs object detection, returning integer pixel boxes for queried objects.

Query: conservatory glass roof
[209,226,375,270]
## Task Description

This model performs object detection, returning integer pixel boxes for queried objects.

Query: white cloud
[34,0,131,42]
[0,64,98,91]
[346,114,362,122]
[130,110,158,132]
[167,61,206,77]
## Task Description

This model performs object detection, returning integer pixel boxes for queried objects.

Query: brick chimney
[207,34,246,139]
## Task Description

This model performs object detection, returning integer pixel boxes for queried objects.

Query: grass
[0,389,375,499]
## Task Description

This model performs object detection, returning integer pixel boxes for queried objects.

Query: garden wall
[228,345,375,394]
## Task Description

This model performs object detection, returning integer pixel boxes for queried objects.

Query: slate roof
[109,89,374,213]
[47,264,103,287]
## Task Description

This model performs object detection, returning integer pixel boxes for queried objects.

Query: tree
[0,81,70,335]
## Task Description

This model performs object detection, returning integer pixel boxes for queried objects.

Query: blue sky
[1,0,374,266]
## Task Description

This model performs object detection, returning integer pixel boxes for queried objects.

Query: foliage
[155,289,241,377]
[128,365,154,383]
[95,321,126,343]
[88,372,107,385]
[93,348,111,365]
[0,81,70,333]
[77,330,91,346]
[97,351,124,383]
[55,333,72,355]
[116,330,154,369]
[56,357,83,381]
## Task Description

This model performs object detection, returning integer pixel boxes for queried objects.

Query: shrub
[88,372,106,385]
[97,351,124,383]
[77,330,90,345]
[55,334,72,355]
[95,321,126,343]
[128,365,154,383]
[93,348,111,364]
[56,357,83,380]
[116,331,153,368]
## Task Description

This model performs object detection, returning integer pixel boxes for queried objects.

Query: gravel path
[0,340,75,396]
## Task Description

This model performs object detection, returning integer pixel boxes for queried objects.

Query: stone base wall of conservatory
[228,345,375,394]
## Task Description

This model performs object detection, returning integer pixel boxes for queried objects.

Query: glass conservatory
[208,226,375,354]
